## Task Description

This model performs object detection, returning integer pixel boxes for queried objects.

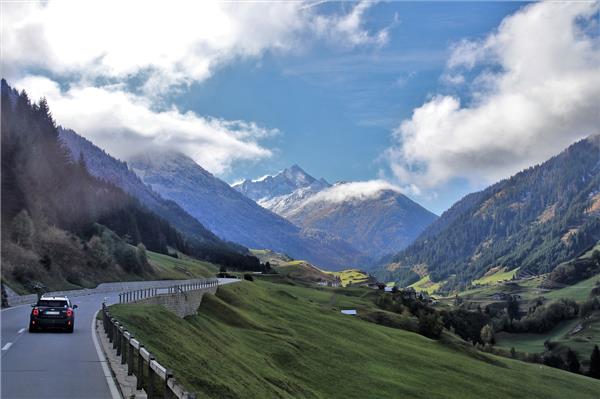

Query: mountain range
[376,135,600,290]
[128,152,369,270]
[234,166,438,259]
[233,164,329,203]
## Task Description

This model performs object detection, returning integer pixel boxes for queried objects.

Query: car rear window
[37,300,68,308]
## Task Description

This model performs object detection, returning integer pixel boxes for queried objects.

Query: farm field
[109,280,600,399]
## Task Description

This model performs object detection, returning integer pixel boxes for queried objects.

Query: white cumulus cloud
[14,76,277,174]
[386,2,600,190]
[2,1,389,94]
[3,1,390,174]
[306,180,403,204]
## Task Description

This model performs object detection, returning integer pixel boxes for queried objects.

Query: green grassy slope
[109,280,600,399]
[251,249,344,285]
[325,269,369,286]
[147,250,218,279]
[496,311,600,358]
[409,275,441,294]
[543,274,600,302]
[472,267,519,286]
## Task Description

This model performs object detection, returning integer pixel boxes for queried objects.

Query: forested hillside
[378,136,600,289]
[58,128,246,252]
[0,80,260,292]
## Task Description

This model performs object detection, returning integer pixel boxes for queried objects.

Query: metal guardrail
[3,278,221,308]
[118,278,218,304]
[102,293,210,399]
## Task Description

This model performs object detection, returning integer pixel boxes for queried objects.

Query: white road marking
[18,328,25,334]
[91,309,121,399]
[2,343,13,351]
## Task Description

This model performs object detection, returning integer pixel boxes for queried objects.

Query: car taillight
[32,308,39,316]
[66,308,73,317]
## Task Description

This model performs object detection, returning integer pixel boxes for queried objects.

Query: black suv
[29,296,78,333]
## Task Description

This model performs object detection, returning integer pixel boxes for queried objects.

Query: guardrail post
[120,329,127,364]
[109,318,115,343]
[103,309,108,334]
[113,322,119,350]
[136,344,144,390]
[147,354,156,399]
[116,324,122,355]
[164,369,174,399]
[127,335,134,376]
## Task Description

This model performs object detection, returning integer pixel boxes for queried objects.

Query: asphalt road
[1,278,239,399]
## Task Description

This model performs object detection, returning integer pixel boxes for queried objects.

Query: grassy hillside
[250,249,340,284]
[409,275,442,295]
[472,267,519,286]
[146,250,218,279]
[109,280,600,399]
[544,274,600,302]
[496,310,600,360]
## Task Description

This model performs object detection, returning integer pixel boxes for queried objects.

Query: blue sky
[177,1,525,213]
[5,1,598,215]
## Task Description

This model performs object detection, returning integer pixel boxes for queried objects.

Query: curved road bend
[1,278,239,399]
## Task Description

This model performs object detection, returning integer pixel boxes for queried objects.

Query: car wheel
[66,325,74,333]
[28,323,37,333]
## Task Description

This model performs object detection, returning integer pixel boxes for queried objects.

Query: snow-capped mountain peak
[232,164,327,202]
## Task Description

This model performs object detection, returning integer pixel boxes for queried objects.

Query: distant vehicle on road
[29,296,78,333]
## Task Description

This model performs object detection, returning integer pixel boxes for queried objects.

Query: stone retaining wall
[133,286,218,318]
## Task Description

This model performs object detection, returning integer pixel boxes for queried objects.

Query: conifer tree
[566,349,580,374]
[589,345,600,379]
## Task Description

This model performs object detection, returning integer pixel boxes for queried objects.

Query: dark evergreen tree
[589,345,600,379]
[507,296,520,321]
[566,349,580,374]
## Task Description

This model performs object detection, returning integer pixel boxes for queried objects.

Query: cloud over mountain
[386,2,600,191]
[14,76,277,174]
[306,180,403,204]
